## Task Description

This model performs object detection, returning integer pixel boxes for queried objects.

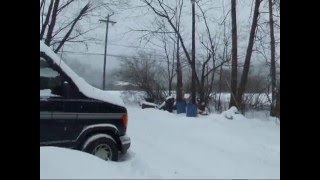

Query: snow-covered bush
[221,106,240,120]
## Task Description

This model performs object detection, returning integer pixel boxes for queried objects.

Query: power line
[82,40,161,51]
[58,51,172,64]
[109,43,161,51]
[59,50,168,58]
[58,51,240,67]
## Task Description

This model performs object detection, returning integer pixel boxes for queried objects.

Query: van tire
[83,135,119,161]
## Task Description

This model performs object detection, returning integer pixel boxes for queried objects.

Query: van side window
[40,58,63,97]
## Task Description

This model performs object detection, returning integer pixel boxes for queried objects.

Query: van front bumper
[119,134,131,153]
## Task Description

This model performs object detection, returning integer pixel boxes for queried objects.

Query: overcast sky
[54,0,279,81]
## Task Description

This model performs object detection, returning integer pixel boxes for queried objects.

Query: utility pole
[99,13,116,90]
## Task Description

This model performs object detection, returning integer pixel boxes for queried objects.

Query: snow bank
[40,41,124,107]
[40,147,160,179]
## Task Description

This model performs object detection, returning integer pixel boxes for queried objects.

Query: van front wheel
[83,134,119,161]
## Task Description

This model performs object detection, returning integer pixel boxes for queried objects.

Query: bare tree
[217,4,231,112]
[133,0,185,101]
[117,51,168,103]
[53,3,91,53]
[40,0,128,52]
[236,0,263,113]
[141,0,201,89]
[229,0,238,109]
[268,0,278,117]
[274,83,280,119]
[274,0,280,119]
[161,34,176,95]
[175,0,184,103]
[40,0,54,40]
[45,0,61,46]
[40,0,45,12]
[196,1,230,110]
[190,0,197,105]
[140,0,232,111]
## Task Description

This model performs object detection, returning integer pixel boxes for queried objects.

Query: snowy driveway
[123,106,280,179]
[41,106,280,179]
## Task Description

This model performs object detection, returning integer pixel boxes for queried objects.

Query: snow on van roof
[40,41,125,107]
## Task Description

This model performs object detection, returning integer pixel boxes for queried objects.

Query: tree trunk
[229,0,238,109]
[199,71,205,109]
[236,0,262,112]
[191,2,196,105]
[40,0,45,16]
[168,79,172,95]
[40,0,54,40]
[176,34,183,102]
[163,39,174,96]
[275,84,280,119]
[268,0,277,117]
[45,0,60,46]
[199,61,207,107]
[175,0,183,102]
[198,87,205,111]
[218,65,223,112]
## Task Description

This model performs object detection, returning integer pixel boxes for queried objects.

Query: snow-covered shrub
[120,91,145,105]
[221,106,240,120]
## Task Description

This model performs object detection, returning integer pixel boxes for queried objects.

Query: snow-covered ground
[41,105,280,179]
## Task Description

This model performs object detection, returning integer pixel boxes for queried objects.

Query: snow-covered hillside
[40,105,280,179]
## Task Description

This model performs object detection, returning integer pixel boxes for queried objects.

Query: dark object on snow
[176,101,186,114]
[141,101,158,109]
[198,102,206,112]
[166,97,174,112]
[199,108,209,115]
[145,97,154,103]
[141,97,157,109]
[159,96,175,112]
[186,103,197,117]
[198,102,209,115]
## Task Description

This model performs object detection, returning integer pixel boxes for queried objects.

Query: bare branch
[143,0,167,18]
[129,28,175,34]
[219,9,231,25]
[54,3,91,52]
[65,26,98,42]
[204,60,228,78]
[51,19,75,39]
[40,0,54,40]
[142,0,192,66]
[40,0,46,27]
[45,0,61,45]
[57,0,75,14]
[40,0,45,15]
